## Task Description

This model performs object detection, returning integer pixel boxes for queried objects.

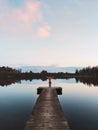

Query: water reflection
[0,84,38,130]
[0,79,21,86]
[1,77,98,87]
[0,79,98,130]
[59,83,98,130]
[75,77,98,87]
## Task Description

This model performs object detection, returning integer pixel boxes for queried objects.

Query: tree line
[75,66,98,77]
[75,66,98,86]
[0,66,74,86]
[0,66,74,80]
[0,66,98,86]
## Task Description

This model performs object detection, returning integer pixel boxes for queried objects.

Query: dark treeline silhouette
[75,66,98,77]
[0,67,74,86]
[75,66,98,86]
[0,66,21,86]
[1,66,98,86]
[75,77,98,86]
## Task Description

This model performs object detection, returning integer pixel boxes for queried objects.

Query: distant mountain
[17,66,83,73]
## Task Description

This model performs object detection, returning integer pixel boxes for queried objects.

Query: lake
[0,79,98,130]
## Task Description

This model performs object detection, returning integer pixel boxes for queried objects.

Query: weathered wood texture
[37,87,62,95]
[24,88,70,130]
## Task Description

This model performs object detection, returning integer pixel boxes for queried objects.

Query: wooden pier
[24,87,70,130]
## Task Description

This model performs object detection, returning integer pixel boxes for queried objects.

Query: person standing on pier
[47,76,53,87]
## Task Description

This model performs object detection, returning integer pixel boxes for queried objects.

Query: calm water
[0,79,98,130]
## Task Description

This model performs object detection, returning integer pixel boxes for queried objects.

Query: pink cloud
[35,24,51,38]
[16,1,43,26]
[0,0,51,39]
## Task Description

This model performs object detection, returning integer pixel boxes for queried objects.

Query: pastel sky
[0,0,98,67]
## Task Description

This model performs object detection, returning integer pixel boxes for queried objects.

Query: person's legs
[49,81,51,87]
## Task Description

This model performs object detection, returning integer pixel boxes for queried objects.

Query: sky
[0,0,98,67]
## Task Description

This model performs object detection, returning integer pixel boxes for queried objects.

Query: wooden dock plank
[24,88,70,130]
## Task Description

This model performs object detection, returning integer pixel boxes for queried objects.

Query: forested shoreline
[0,66,98,86]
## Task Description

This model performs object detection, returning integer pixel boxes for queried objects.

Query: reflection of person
[47,76,53,87]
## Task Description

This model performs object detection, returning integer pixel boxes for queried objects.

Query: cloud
[16,1,43,26]
[0,0,51,39]
[35,24,51,38]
